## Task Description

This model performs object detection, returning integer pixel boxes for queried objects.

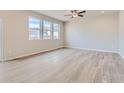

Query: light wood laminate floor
[0,48,124,83]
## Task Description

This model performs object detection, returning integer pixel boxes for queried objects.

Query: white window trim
[29,16,41,40]
[43,20,52,40]
[28,16,61,40]
[52,23,60,40]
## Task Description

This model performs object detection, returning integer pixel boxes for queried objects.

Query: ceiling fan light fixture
[73,13,78,17]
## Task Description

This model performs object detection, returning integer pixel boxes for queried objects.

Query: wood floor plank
[0,48,124,83]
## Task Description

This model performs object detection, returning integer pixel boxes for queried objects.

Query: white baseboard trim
[65,46,119,53]
[3,46,122,61]
[3,46,64,61]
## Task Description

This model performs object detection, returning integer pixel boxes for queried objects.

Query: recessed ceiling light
[101,11,105,13]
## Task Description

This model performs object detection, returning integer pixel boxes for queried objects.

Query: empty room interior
[0,10,124,83]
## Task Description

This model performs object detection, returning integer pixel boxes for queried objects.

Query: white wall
[65,13,118,52]
[0,11,123,61]
[119,11,124,59]
[0,18,5,61]
[0,11,64,61]
[0,19,3,61]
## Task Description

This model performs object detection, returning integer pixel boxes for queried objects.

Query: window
[43,20,52,39]
[28,17,61,40]
[53,23,60,39]
[29,17,41,40]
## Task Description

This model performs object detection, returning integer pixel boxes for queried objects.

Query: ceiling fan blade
[64,10,86,18]
[71,10,74,13]
[78,15,84,17]
[74,10,78,12]
[78,11,86,14]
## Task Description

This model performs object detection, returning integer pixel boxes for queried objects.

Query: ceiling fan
[64,10,86,18]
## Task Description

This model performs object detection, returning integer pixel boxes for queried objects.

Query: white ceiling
[34,10,118,22]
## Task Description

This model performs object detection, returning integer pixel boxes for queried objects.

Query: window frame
[28,16,42,40]
[43,20,52,40]
[52,23,60,40]
[28,16,61,40]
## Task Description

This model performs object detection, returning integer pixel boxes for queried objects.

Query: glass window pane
[53,31,59,39]
[53,23,60,39]
[43,20,51,39]
[29,30,40,40]
[29,17,41,40]
[29,17,40,29]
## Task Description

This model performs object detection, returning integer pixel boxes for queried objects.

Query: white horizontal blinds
[53,23,60,39]
[29,17,41,40]
[43,20,52,39]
